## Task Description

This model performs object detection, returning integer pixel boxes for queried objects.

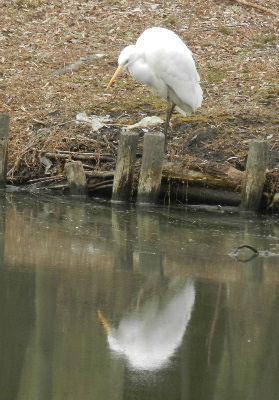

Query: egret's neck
[127,52,156,88]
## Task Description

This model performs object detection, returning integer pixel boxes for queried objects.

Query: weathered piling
[64,161,88,196]
[0,114,9,189]
[112,131,139,202]
[137,132,165,204]
[240,139,269,211]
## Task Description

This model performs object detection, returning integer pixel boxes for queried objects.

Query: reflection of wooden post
[0,196,6,269]
[112,131,139,202]
[0,114,9,189]
[65,161,88,196]
[35,270,57,399]
[241,140,269,211]
[112,206,134,271]
[137,210,163,275]
[137,132,165,205]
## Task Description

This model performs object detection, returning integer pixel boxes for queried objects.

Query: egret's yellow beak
[98,309,112,333]
[107,64,124,89]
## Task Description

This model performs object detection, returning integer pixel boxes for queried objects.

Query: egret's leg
[164,102,175,140]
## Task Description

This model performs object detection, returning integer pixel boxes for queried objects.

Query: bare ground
[1,0,279,192]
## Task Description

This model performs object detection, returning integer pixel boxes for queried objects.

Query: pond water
[1,193,279,400]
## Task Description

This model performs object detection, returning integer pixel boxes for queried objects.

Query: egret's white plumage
[99,281,195,371]
[107,27,203,135]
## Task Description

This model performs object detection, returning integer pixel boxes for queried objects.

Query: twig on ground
[46,152,115,162]
[50,54,105,76]
[230,0,279,18]
[28,174,65,183]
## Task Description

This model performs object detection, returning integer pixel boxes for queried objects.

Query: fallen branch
[36,183,69,190]
[88,180,114,190]
[85,170,115,179]
[45,152,115,162]
[232,244,259,254]
[28,174,65,183]
[230,244,259,263]
[230,0,279,17]
[50,54,105,76]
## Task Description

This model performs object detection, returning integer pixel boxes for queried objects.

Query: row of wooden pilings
[0,113,270,211]
[62,130,165,204]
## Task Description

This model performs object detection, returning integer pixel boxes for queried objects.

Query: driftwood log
[161,161,244,205]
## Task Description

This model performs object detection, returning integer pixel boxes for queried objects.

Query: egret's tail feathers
[168,82,203,117]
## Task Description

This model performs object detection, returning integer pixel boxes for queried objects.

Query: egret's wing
[137,28,202,115]
[150,45,202,114]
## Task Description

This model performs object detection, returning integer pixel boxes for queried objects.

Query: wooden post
[240,139,269,211]
[137,132,165,204]
[0,114,9,189]
[112,131,139,202]
[64,161,88,196]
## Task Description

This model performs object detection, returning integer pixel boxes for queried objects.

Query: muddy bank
[1,0,278,206]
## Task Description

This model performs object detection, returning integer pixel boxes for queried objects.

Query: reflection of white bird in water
[107,27,203,138]
[98,281,195,371]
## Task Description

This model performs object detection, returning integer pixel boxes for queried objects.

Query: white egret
[107,27,203,138]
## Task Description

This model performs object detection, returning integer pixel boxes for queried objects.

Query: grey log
[0,114,9,189]
[64,161,88,196]
[137,132,165,204]
[240,139,269,211]
[112,131,139,202]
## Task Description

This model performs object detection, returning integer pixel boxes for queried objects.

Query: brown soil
[1,0,279,188]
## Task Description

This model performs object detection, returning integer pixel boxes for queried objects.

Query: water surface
[1,193,279,400]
